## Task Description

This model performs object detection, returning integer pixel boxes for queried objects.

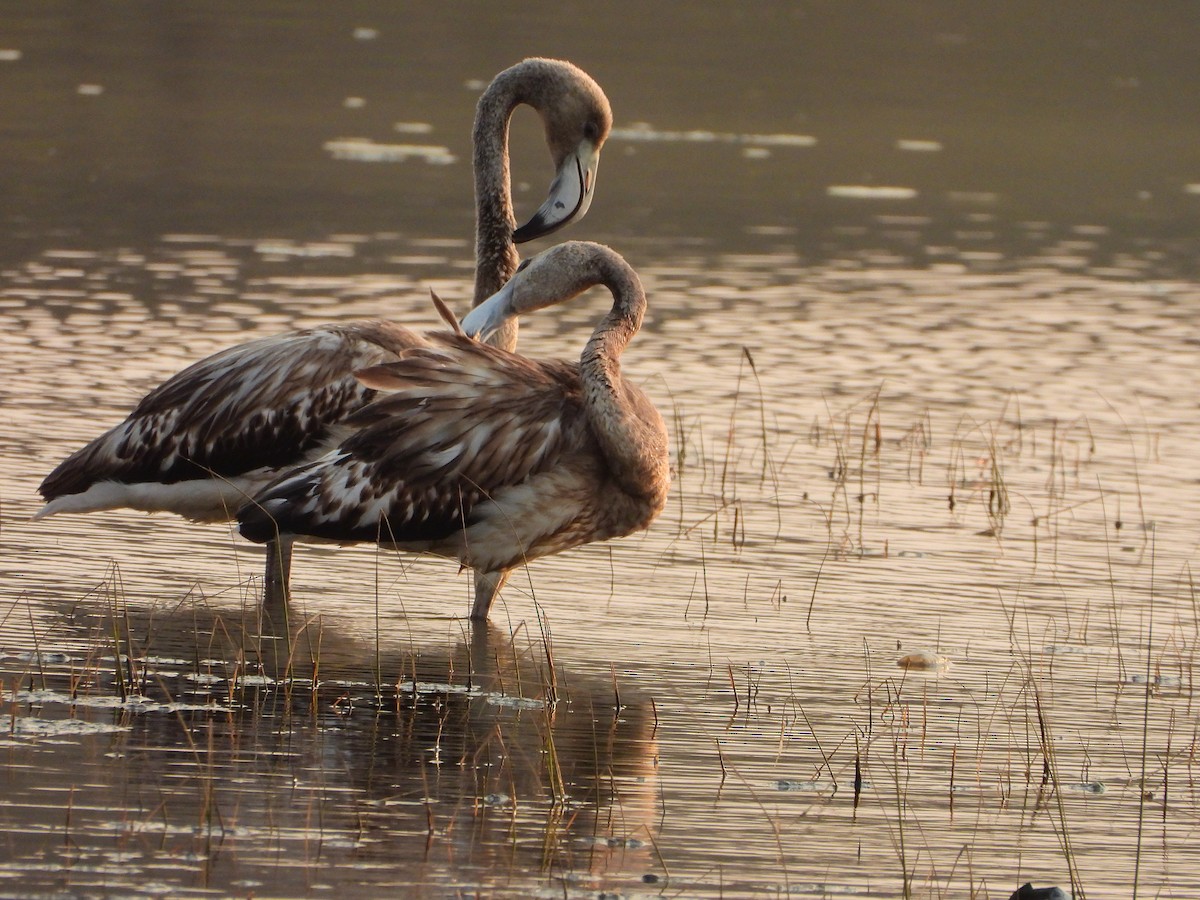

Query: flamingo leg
[470,567,510,621]
[253,535,295,675]
[262,535,294,618]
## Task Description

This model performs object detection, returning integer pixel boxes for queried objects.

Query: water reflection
[1,603,659,896]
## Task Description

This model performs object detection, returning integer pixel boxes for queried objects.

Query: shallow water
[2,4,1200,898]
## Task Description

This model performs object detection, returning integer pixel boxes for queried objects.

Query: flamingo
[238,241,670,620]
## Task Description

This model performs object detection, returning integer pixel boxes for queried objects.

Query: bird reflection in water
[14,597,661,892]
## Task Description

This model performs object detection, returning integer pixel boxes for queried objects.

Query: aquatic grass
[897,409,934,485]
[1029,680,1086,900]
[99,562,136,700]
[534,602,559,705]
[945,415,1012,539]
[1132,532,1156,900]
[681,346,786,551]
[740,347,785,540]
[983,426,1011,537]
[992,599,1090,899]
[609,662,622,714]
[717,352,745,507]
[890,729,914,900]
[805,386,899,557]
[856,386,884,541]
[779,670,840,790]
[23,594,50,694]
[539,705,566,806]
[666,388,694,538]
[1086,398,1156,579]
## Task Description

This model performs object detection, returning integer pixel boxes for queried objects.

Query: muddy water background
[2,3,1200,897]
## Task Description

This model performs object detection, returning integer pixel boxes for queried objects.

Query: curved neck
[472,71,524,351]
[580,266,642,379]
[579,257,665,499]
[472,89,519,304]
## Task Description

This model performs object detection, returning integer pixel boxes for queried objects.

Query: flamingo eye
[583,120,599,141]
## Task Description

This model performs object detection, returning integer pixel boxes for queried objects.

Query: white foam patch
[611,124,816,148]
[323,138,456,165]
[827,185,918,200]
[0,716,128,738]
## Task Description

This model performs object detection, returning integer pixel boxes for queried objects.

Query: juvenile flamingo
[238,241,670,620]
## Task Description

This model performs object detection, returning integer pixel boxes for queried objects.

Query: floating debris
[1043,644,1108,656]
[744,133,818,147]
[897,139,943,152]
[352,27,379,41]
[77,83,104,96]
[611,123,816,148]
[1127,673,1181,688]
[0,715,129,738]
[343,96,366,109]
[238,674,276,687]
[576,835,646,849]
[184,672,225,685]
[396,680,481,696]
[898,651,950,672]
[160,233,222,244]
[775,779,836,792]
[485,694,545,710]
[1,650,71,665]
[394,121,434,134]
[323,138,456,165]
[827,185,918,200]
[15,689,232,714]
[744,225,797,236]
[254,239,356,258]
[138,655,190,666]
[0,49,22,62]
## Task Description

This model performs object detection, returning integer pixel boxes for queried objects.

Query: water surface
[2,4,1199,897]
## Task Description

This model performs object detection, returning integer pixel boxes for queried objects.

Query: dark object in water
[1009,884,1070,900]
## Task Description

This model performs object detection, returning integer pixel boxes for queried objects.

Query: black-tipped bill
[512,142,600,243]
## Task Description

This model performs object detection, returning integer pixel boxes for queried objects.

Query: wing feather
[40,320,420,499]
[239,334,589,545]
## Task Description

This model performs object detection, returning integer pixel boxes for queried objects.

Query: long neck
[579,257,668,500]
[472,75,522,350]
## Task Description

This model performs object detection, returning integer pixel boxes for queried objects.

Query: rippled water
[3,4,1199,898]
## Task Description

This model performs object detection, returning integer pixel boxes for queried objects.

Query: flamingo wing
[239,335,587,545]
[39,321,418,501]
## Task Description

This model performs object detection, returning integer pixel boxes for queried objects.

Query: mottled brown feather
[39,321,419,499]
